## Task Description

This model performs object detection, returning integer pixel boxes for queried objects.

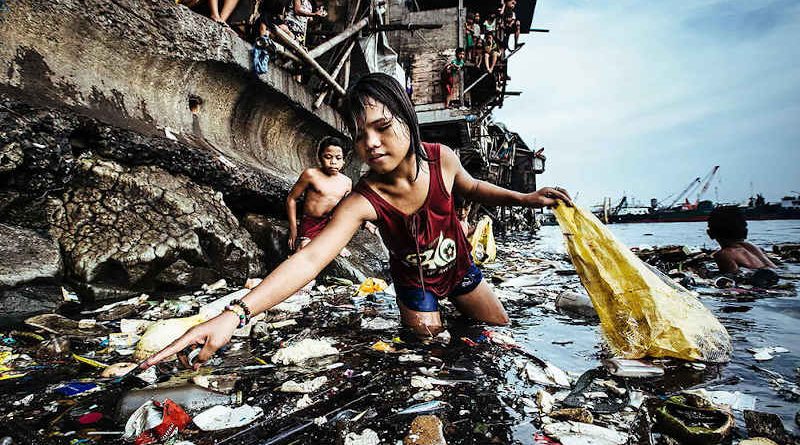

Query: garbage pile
[1,233,798,444]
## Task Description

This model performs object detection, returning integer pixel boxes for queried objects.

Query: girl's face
[353,98,412,175]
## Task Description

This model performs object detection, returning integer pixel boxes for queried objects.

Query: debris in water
[271,338,339,365]
[192,404,263,431]
[279,376,328,393]
[404,415,447,445]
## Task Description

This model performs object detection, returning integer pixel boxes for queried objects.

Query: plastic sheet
[554,205,731,362]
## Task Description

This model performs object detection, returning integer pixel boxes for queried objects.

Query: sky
[494,0,800,207]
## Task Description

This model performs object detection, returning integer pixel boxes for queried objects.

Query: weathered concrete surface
[0,0,347,183]
[48,157,264,298]
[0,223,62,288]
[0,0,388,298]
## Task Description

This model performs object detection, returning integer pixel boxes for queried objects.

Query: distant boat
[610,195,800,224]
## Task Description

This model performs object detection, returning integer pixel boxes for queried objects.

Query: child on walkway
[707,206,778,286]
[143,73,571,369]
[286,136,352,252]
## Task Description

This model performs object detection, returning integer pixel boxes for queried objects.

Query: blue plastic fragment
[56,381,98,396]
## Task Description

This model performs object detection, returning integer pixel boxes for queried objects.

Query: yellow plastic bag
[470,216,496,265]
[554,205,731,362]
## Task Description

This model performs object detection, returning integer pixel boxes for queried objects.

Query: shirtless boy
[707,206,778,286]
[287,136,352,252]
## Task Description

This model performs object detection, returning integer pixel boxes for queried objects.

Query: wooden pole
[272,26,346,96]
[314,41,356,108]
[308,17,369,59]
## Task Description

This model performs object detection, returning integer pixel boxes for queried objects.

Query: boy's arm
[286,170,312,250]
[442,145,572,208]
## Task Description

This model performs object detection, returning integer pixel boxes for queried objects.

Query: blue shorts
[395,264,484,312]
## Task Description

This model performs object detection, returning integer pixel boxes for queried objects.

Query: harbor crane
[696,165,720,203]
[663,177,701,209]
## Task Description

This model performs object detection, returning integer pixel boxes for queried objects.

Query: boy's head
[454,194,471,220]
[707,206,747,242]
[316,136,348,174]
[474,12,480,21]
[455,47,465,60]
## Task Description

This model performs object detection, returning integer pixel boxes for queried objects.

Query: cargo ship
[610,195,800,224]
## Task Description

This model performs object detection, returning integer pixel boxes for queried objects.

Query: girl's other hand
[526,186,573,208]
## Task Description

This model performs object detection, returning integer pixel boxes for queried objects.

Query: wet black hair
[341,72,429,177]
[454,194,471,210]
[316,136,348,161]
[456,47,465,54]
[708,206,747,240]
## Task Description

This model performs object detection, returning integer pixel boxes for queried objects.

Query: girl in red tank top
[142,74,572,368]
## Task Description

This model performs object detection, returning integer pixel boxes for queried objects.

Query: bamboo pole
[272,26,346,96]
[308,17,369,59]
[314,41,356,108]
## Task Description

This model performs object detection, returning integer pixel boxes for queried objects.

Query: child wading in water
[286,136,352,253]
[707,206,778,287]
[143,73,571,369]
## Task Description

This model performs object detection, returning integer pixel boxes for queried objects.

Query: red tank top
[354,142,473,297]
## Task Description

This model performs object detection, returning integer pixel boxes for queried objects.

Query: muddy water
[497,220,800,440]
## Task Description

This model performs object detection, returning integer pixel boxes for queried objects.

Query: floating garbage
[279,376,328,393]
[344,428,381,445]
[123,399,191,444]
[603,358,665,377]
[271,338,339,365]
[404,414,446,445]
[519,359,570,388]
[356,278,388,296]
[554,290,596,317]
[133,314,204,361]
[192,404,263,431]
[654,392,733,444]
[554,205,732,362]
[748,346,789,361]
[396,400,449,416]
[25,313,108,337]
[361,317,398,330]
[100,362,138,378]
[543,421,628,445]
[118,384,241,420]
[684,389,757,411]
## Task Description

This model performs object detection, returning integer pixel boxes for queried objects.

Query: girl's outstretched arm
[143,193,377,369]
[442,144,572,208]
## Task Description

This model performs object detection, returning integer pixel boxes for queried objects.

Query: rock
[0,284,63,327]
[154,259,220,289]
[48,158,264,298]
[404,415,447,445]
[242,213,290,270]
[744,410,796,445]
[550,407,594,424]
[0,223,62,288]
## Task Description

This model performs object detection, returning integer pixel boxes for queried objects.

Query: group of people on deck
[443,0,524,108]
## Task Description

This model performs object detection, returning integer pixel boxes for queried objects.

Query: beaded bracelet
[224,304,248,329]
[230,299,252,319]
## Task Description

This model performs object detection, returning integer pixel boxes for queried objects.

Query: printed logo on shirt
[403,232,457,271]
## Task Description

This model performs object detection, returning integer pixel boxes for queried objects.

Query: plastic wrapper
[470,216,496,265]
[553,205,731,362]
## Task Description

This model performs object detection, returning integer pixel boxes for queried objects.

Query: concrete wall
[0,0,348,182]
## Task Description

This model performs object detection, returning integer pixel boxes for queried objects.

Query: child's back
[707,207,776,274]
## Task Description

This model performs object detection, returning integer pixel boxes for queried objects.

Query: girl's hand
[141,311,240,370]
[288,228,298,251]
[525,186,573,208]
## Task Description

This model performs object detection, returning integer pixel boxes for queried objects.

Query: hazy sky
[494,0,800,207]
